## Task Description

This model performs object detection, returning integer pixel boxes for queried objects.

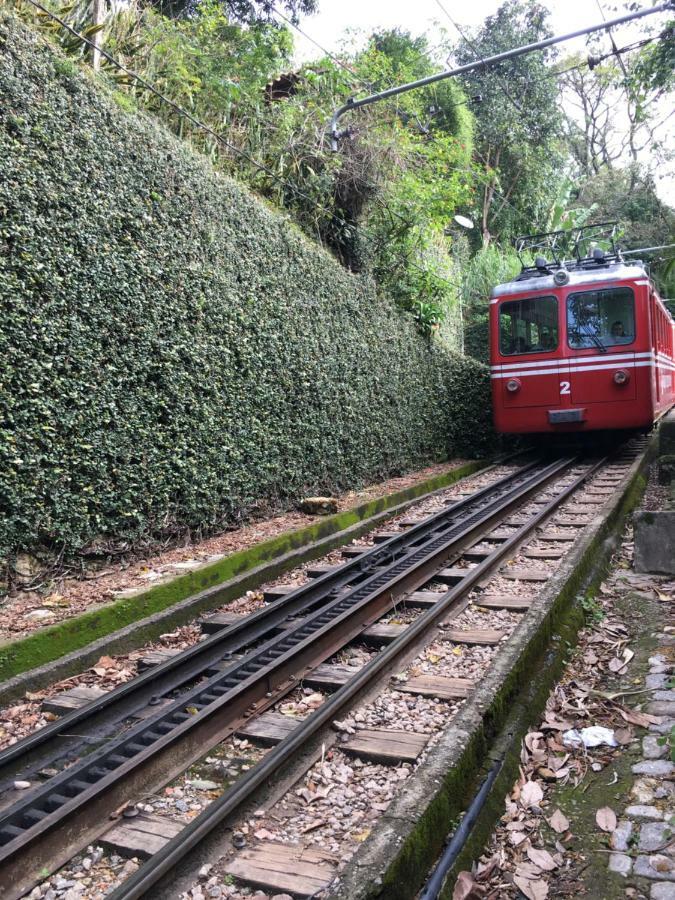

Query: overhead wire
[276,5,666,239]
[431,0,525,115]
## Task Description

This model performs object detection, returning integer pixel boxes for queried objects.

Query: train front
[489,244,656,435]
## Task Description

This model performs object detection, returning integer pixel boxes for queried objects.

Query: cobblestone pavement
[608,643,675,898]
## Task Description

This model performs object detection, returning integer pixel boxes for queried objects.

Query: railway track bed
[0,440,651,900]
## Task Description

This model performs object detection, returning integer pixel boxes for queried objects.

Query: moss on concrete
[0,460,485,683]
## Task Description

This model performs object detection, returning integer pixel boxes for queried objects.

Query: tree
[561,50,674,179]
[454,0,565,245]
[574,164,674,246]
[573,164,675,294]
[147,0,317,24]
[631,19,675,93]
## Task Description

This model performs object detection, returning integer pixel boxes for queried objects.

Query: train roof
[491,259,649,299]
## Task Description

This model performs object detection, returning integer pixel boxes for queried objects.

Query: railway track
[0,445,645,900]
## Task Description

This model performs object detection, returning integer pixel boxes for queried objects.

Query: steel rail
[0,456,573,898]
[0,456,537,785]
[112,453,610,900]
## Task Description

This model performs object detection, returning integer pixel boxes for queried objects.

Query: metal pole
[330,1,674,148]
[623,243,675,255]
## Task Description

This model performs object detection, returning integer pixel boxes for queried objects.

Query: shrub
[0,12,495,559]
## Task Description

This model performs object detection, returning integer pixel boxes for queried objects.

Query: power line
[268,3,487,255]
[24,1,331,208]
[431,0,525,117]
[270,4,373,92]
[270,2,476,162]
[274,2,556,227]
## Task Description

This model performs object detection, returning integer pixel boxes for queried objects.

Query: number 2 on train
[559,381,570,395]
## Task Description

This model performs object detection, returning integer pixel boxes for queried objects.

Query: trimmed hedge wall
[0,13,495,558]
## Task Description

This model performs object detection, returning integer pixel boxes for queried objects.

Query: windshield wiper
[581,326,606,353]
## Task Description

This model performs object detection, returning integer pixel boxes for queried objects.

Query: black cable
[21,0,348,226]
[432,0,525,116]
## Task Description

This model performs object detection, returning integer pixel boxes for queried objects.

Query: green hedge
[0,13,495,558]
[464,315,490,365]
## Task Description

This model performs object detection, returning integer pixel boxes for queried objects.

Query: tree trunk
[91,0,105,72]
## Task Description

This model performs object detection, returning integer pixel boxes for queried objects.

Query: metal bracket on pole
[330,1,674,150]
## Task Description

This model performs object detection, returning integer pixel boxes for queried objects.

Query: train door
[495,295,566,408]
[653,291,662,405]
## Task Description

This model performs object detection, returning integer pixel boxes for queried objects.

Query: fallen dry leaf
[548,808,569,834]
[475,855,499,882]
[514,874,549,900]
[95,655,116,669]
[619,707,663,727]
[516,863,545,880]
[298,784,333,804]
[527,846,558,871]
[525,732,544,752]
[520,780,544,808]
[614,727,634,745]
[509,831,528,846]
[453,871,478,899]
[649,854,673,872]
[596,806,617,832]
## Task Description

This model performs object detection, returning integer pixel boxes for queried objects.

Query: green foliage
[546,176,597,232]
[147,0,317,24]
[631,20,675,94]
[573,165,675,295]
[455,0,566,245]
[657,725,675,764]
[579,594,605,623]
[10,0,478,341]
[347,30,475,340]
[460,244,520,362]
[0,12,495,558]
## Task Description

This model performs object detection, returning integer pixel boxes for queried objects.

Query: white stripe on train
[490,361,658,379]
[492,351,653,372]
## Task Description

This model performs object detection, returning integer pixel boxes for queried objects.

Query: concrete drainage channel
[0,438,653,900]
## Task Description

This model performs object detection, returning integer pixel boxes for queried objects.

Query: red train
[490,225,675,434]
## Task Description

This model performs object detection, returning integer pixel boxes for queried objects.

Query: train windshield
[499,296,558,355]
[567,287,635,350]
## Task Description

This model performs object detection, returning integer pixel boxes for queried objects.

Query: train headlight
[613,369,629,385]
[506,378,521,393]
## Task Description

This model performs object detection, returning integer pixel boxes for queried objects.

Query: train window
[567,287,635,350]
[498,297,558,355]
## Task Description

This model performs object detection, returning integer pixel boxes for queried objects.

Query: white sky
[287,0,674,204]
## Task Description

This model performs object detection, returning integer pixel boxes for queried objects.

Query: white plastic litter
[563,726,618,748]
